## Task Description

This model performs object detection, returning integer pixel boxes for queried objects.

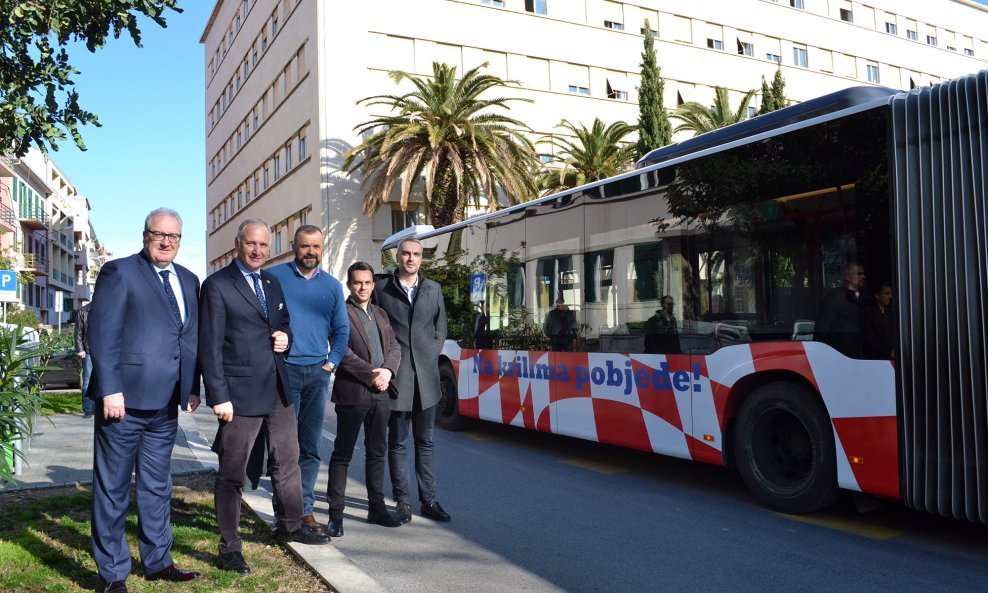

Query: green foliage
[671,86,757,136]
[38,328,74,366]
[0,325,46,483]
[0,0,182,155]
[538,118,636,194]
[4,304,39,329]
[636,20,672,158]
[344,61,541,228]
[758,67,788,115]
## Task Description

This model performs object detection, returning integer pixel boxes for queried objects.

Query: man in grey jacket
[373,238,450,523]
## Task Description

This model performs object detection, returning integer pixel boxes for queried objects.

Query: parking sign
[0,270,17,303]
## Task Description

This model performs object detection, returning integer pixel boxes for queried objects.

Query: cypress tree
[636,20,672,159]
[758,76,773,115]
[770,66,788,110]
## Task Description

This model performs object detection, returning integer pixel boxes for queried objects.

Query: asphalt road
[190,397,988,593]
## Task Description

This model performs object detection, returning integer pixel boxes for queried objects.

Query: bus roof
[636,85,900,168]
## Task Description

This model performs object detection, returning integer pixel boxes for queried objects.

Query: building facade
[202,0,988,278]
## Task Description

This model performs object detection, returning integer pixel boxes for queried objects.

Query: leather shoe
[278,522,331,545]
[327,517,344,537]
[394,500,412,524]
[367,507,402,528]
[218,551,251,576]
[103,581,127,593]
[146,564,200,582]
[421,500,451,522]
[302,514,327,535]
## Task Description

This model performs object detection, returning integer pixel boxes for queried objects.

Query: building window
[481,0,504,6]
[885,22,897,35]
[707,38,723,50]
[245,181,250,202]
[738,40,753,56]
[927,35,937,46]
[947,46,956,52]
[840,9,853,22]
[272,12,279,35]
[793,47,808,68]
[273,154,281,180]
[766,53,781,63]
[747,106,757,118]
[789,0,803,8]
[604,20,624,31]
[261,34,267,51]
[525,0,546,14]
[237,189,243,209]
[263,165,270,188]
[244,118,250,138]
[866,64,880,83]
[254,175,260,196]
[274,228,283,255]
[906,29,917,41]
[235,13,241,30]
[253,47,258,65]
[299,134,307,160]
[285,143,293,169]
[253,109,258,129]
[236,130,242,149]
[567,85,590,95]
[606,81,628,100]
[392,209,417,234]
[641,26,657,36]
[965,48,975,56]
[299,209,307,226]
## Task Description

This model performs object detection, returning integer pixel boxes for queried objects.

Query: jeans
[285,362,331,516]
[388,397,438,504]
[81,354,95,415]
[328,392,390,520]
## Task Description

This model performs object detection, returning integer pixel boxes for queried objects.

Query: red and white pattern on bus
[443,341,900,499]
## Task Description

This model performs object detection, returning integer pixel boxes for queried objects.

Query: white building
[201,0,988,278]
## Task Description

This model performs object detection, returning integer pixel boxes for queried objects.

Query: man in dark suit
[199,219,329,576]
[87,208,201,593]
[326,262,403,537]
[374,238,451,523]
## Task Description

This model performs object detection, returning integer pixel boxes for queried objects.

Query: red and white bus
[383,70,988,521]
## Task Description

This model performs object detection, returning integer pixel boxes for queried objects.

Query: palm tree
[343,62,540,228]
[537,118,637,195]
[671,87,757,136]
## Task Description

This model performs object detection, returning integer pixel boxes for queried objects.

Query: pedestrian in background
[74,299,94,419]
[374,238,451,523]
[326,261,402,537]
[87,207,201,593]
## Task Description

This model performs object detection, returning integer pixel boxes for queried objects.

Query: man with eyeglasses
[87,208,201,593]
[199,219,329,577]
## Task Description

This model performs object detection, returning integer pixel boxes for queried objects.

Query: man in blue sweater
[267,225,349,532]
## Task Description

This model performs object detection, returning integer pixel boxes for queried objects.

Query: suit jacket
[373,272,447,412]
[199,261,292,417]
[332,298,401,407]
[86,251,200,410]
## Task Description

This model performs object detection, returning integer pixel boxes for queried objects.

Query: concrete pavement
[1,400,391,593]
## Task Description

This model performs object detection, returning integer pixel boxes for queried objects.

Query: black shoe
[218,551,251,575]
[278,522,331,545]
[421,500,451,522]
[394,500,412,524]
[103,580,127,593]
[145,564,200,582]
[83,411,93,419]
[367,507,402,528]
[327,517,344,537]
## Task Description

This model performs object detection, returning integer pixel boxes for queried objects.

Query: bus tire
[733,381,838,514]
[436,362,463,431]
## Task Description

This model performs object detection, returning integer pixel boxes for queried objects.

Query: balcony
[0,197,14,233]
[19,204,49,230]
[18,252,48,275]
[75,283,92,301]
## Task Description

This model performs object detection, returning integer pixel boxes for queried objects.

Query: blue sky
[51,2,213,278]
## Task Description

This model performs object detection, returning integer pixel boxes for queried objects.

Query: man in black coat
[325,262,403,537]
[863,282,895,359]
[199,219,329,577]
[373,238,451,523]
[816,263,866,358]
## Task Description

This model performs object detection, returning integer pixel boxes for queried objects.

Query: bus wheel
[733,382,837,514]
[436,362,462,431]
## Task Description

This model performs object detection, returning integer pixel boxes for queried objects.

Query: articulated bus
[382,70,987,521]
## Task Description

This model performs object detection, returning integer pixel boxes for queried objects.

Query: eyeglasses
[146,230,182,242]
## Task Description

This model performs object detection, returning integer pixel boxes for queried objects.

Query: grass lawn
[0,472,331,593]
[39,392,84,416]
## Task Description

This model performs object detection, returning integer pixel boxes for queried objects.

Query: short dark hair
[873,282,893,294]
[347,261,375,284]
[294,225,322,243]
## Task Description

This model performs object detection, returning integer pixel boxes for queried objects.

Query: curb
[179,412,392,593]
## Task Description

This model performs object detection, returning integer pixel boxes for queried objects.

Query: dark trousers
[214,397,302,554]
[327,392,390,520]
[81,355,95,414]
[388,386,438,504]
[91,400,178,583]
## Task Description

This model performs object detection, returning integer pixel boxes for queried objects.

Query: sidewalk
[1,407,390,593]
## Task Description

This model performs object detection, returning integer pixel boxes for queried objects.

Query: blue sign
[470,273,486,304]
[0,270,17,303]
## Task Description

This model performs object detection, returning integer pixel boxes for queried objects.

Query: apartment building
[202,0,988,278]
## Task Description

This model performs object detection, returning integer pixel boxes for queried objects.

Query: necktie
[251,272,268,317]
[159,270,182,323]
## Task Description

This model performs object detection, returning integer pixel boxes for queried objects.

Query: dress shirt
[155,261,186,323]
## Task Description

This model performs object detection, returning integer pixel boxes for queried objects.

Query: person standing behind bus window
[863,282,895,360]
[544,298,577,352]
[816,263,865,358]
[644,295,679,354]
[374,238,451,523]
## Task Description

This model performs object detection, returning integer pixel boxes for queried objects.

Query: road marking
[561,458,627,475]
[463,431,496,441]
[776,513,904,540]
